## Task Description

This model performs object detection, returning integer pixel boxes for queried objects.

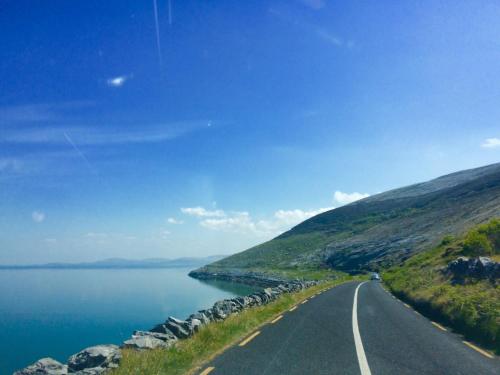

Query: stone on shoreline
[67,345,121,374]
[14,358,68,375]
[164,317,193,339]
[187,311,211,325]
[123,335,170,350]
[122,330,178,350]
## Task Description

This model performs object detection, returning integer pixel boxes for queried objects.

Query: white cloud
[481,138,500,148]
[181,207,226,218]
[198,207,334,237]
[167,217,184,224]
[181,194,369,239]
[333,191,370,205]
[201,212,255,233]
[106,75,131,87]
[273,207,332,226]
[32,211,45,223]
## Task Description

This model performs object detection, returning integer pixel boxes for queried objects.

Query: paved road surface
[199,281,499,375]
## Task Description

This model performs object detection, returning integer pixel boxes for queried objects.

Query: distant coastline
[0,256,225,270]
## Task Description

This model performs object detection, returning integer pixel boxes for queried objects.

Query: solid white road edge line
[353,282,372,375]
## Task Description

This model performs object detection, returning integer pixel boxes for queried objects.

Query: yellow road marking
[431,322,447,331]
[271,315,283,324]
[463,341,494,359]
[289,306,297,312]
[200,367,215,375]
[403,303,410,308]
[239,331,260,346]
[301,299,308,304]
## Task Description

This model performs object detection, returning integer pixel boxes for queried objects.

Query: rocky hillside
[192,163,500,277]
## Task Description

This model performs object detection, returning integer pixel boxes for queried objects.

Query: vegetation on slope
[198,163,500,275]
[113,278,352,375]
[383,219,500,353]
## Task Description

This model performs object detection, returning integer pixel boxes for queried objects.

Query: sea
[0,268,257,374]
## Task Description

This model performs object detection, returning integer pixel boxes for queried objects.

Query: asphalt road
[198,281,499,375]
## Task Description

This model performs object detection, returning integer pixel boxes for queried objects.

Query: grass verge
[113,276,353,375]
[383,219,499,354]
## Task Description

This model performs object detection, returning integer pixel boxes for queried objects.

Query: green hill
[192,163,500,278]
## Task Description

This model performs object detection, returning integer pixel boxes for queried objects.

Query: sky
[1,0,499,264]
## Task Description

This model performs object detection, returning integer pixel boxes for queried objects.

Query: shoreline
[14,270,321,374]
[188,268,288,288]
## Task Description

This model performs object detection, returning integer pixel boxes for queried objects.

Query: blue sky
[1,0,499,264]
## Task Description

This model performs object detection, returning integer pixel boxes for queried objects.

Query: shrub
[440,235,454,246]
[476,218,500,254]
[462,231,493,256]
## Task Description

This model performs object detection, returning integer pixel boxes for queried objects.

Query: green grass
[112,277,353,375]
[208,232,333,270]
[216,266,346,282]
[383,219,500,354]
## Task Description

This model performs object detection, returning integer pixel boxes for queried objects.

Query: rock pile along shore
[14,280,319,375]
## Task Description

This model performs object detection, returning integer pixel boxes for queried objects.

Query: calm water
[0,268,258,374]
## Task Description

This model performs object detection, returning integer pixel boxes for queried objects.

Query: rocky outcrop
[446,256,500,279]
[15,280,319,374]
[13,358,67,375]
[188,269,286,287]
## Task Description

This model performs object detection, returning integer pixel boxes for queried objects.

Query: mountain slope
[193,163,500,276]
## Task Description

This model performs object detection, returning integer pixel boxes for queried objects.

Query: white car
[371,273,381,281]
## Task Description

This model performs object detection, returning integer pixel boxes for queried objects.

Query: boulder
[257,291,270,304]
[249,294,262,306]
[14,358,68,375]
[446,256,500,279]
[447,256,470,275]
[188,318,202,333]
[164,317,192,339]
[133,330,177,342]
[123,336,169,350]
[150,323,175,335]
[196,309,215,323]
[122,330,177,350]
[211,300,234,320]
[188,311,211,325]
[67,345,121,374]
